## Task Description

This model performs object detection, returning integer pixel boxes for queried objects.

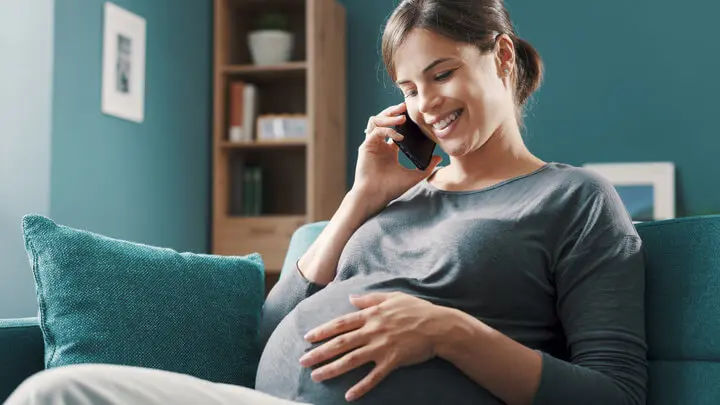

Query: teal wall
[0,0,54,319]
[340,0,717,216]
[51,0,212,252]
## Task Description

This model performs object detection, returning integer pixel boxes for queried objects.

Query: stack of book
[230,163,264,216]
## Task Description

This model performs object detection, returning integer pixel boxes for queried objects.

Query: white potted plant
[248,13,294,66]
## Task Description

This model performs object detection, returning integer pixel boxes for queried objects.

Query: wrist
[433,307,492,361]
[297,190,375,285]
[346,186,387,218]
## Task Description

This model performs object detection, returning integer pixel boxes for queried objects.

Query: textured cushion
[648,361,720,405]
[22,214,265,388]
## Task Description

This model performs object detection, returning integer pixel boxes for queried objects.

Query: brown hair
[382,0,543,123]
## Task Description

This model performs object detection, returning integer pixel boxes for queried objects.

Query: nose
[417,86,442,116]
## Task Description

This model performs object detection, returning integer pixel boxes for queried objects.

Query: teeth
[433,111,460,130]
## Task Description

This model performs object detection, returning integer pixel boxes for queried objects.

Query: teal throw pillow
[22,214,265,388]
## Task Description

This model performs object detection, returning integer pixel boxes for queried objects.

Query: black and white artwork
[101,2,146,123]
[116,34,132,94]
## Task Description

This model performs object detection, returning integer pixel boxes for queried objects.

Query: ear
[494,33,516,78]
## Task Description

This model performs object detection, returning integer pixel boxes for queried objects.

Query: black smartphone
[393,111,436,170]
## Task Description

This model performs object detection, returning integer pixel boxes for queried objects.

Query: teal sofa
[2,216,720,404]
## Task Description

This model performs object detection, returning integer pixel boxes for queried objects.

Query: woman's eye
[435,70,454,81]
[403,89,418,98]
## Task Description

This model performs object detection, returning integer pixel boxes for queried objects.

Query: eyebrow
[396,57,455,85]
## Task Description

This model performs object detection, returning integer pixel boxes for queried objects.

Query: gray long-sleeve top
[255,162,648,405]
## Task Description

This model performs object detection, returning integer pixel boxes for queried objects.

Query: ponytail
[513,37,544,106]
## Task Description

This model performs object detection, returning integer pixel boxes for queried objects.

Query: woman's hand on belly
[298,292,452,401]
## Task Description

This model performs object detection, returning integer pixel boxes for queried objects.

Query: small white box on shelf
[257,114,308,141]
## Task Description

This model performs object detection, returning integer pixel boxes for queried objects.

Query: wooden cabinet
[213,215,307,271]
[212,0,347,276]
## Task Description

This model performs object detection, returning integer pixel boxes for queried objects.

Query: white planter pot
[248,30,294,66]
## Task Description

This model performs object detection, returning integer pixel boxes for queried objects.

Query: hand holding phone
[353,104,441,216]
[392,112,437,170]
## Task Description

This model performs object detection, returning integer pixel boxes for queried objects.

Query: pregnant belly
[255,277,503,405]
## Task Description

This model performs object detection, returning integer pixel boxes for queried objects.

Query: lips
[432,109,462,130]
[430,109,463,138]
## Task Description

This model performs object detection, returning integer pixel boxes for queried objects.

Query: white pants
[5,364,311,405]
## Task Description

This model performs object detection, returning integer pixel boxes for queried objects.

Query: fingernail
[346,391,357,401]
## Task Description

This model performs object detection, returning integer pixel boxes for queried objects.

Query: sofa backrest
[636,215,720,405]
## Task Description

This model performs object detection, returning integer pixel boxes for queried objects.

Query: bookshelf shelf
[223,61,307,80]
[220,139,307,149]
[230,0,305,10]
[213,0,346,281]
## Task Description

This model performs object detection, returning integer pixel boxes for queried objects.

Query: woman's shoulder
[542,162,620,199]
[542,162,636,235]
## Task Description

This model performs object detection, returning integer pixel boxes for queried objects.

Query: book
[243,83,258,141]
[243,167,254,215]
[228,82,245,142]
[227,81,258,142]
[253,166,263,216]
[229,157,245,215]
[240,165,264,216]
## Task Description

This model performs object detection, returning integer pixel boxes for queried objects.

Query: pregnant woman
[254,0,647,404]
[5,1,647,405]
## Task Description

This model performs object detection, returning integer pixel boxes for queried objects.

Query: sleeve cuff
[531,351,561,405]
[293,260,327,296]
[531,352,635,405]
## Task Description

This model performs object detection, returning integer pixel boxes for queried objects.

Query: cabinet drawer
[214,216,306,272]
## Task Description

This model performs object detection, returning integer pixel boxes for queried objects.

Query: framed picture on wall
[101,2,146,123]
[582,162,675,222]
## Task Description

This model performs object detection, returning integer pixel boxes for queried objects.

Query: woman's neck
[432,119,546,191]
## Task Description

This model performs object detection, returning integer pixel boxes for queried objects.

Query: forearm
[297,189,374,285]
[435,308,542,405]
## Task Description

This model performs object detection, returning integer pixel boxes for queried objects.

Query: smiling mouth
[432,109,463,131]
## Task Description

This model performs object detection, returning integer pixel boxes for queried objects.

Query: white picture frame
[582,162,675,221]
[101,2,146,123]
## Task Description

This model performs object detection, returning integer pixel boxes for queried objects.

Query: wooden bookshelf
[212,0,347,280]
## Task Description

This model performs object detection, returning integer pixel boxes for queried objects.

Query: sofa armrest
[0,318,44,402]
[280,221,329,278]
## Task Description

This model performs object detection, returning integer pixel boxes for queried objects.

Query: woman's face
[393,29,515,158]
